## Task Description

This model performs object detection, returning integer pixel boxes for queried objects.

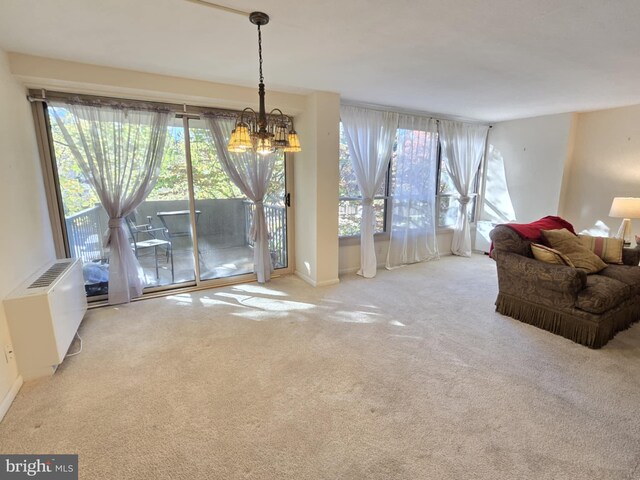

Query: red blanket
[490,216,576,256]
[504,215,576,240]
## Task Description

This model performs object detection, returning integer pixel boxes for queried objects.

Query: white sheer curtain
[50,101,170,304]
[341,105,398,278]
[439,120,489,257]
[386,115,439,268]
[475,144,517,253]
[204,116,276,283]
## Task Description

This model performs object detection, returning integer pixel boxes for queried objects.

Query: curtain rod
[341,100,492,127]
[28,90,492,128]
[26,89,294,122]
[26,89,242,119]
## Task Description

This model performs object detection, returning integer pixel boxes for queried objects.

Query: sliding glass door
[189,118,288,281]
[134,117,197,286]
[44,98,290,299]
[190,118,250,280]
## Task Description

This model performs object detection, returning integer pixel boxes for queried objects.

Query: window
[436,154,480,228]
[338,123,390,237]
[338,120,481,237]
[38,92,291,300]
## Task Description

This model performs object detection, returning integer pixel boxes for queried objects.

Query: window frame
[337,165,392,239]
[30,89,295,303]
[338,121,393,239]
[338,119,484,237]
[435,134,482,230]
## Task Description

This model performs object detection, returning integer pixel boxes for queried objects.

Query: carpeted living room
[2,1,640,479]
[4,256,640,479]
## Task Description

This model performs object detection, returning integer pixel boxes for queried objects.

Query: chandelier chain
[258,24,264,84]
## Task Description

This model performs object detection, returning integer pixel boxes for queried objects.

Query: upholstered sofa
[490,224,640,348]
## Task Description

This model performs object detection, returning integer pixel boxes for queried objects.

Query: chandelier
[228,11,302,156]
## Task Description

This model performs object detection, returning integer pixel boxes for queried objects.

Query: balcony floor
[138,243,255,287]
[83,232,287,297]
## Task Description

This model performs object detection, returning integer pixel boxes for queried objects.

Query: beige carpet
[2,255,640,479]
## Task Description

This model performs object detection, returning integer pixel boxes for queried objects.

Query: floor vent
[28,260,73,289]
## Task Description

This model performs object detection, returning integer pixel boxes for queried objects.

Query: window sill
[437,222,479,233]
[339,224,477,243]
[339,232,390,245]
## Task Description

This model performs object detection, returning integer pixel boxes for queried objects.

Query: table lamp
[609,197,640,245]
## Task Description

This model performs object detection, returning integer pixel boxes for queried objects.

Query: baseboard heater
[3,258,87,380]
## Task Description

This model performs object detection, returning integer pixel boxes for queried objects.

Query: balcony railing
[65,205,106,263]
[244,201,288,269]
[65,200,288,271]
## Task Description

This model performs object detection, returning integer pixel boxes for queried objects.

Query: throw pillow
[578,235,623,264]
[541,228,608,274]
[530,243,575,267]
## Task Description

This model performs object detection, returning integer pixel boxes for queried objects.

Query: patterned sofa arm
[622,247,640,266]
[490,225,532,258]
[496,251,587,296]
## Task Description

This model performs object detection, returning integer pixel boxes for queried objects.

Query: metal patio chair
[125,213,174,283]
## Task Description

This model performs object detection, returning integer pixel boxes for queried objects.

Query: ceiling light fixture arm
[239,107,258,130]
[268,108,289,126]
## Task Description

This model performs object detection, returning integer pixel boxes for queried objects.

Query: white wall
[295,92,340,286]
[9,53,306,115]
[561,105,640,236]
[0,49,55,411]
[489,113,575,223]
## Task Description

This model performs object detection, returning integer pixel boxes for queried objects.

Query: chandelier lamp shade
[228,11,302,156]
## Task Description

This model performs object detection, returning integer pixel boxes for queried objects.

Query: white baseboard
[339,254,452,275]
[338,266,360,275]
[294,270,340,287]
[339,261,388,276]
[0,375,23,422]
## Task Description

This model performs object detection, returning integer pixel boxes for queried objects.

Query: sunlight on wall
[578,220,611,236]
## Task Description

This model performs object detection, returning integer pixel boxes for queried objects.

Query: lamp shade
[609,197,640,218]
[284,131,301,153]
[254,136,273,156]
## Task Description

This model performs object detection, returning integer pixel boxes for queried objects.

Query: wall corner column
[293,92,340,286]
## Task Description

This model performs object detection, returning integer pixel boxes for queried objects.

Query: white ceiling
[1,0,640,122]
